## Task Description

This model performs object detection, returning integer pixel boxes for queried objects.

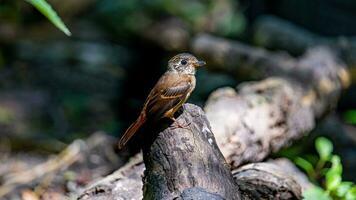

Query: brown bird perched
[118,53,205,149]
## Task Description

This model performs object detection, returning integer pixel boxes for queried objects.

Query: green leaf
[316,137,333,161]
[295,157,314,177]
[335,182,353,198]
[326,172,342,192]
[343,110,356,124]
[345,186,356,200]
[25,0,71,36]
[330,155,342,175]
[303,186,332,200]
[326,155,342,192]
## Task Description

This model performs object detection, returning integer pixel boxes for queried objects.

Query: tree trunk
[142,104,240,200]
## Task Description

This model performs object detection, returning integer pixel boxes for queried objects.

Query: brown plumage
[118,53,205,149]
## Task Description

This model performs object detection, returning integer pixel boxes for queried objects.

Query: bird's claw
[170,117,191,130]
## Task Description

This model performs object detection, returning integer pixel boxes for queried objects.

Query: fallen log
[204,46,349,168]
[233,162,302,200]
[79,105,304,200]
[77,154,144,200]
[0,133,123,199]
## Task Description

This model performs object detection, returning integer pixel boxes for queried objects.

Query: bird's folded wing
[160,83,192,99]
[143,81,192,118]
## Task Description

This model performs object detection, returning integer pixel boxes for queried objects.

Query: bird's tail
[118,113,146,149]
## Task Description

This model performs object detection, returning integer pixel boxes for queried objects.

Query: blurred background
[0,0,355,199]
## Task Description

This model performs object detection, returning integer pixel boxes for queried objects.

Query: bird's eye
[180,60,187,65]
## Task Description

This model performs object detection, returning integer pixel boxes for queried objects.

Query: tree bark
[78,105,305,200]
[203,46,349,168]
[233,162,302,200]
[78,154,144,200]
[142,104,240,200]
[78,157,306,200]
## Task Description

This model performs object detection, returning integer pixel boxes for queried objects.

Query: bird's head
[168,53,205,74]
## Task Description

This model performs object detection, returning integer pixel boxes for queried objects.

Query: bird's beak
[194,60,206,67]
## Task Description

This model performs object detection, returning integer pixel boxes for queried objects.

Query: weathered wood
[78,154,144,200]
[268,159,313,192]
[78,105,309,200]
[0,132,122,199]
[204,47,349,168]
[233,162,302,200]
[79,157,307,200]
[142,104,240,200]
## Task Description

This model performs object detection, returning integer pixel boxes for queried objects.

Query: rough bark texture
[77,104,309,200]
[0,132,125,199]
[204,46,349,168]
[79,157,306,200]
[268,159,313,192]
[233,162,302,200]
[142,104,240,200]
[78,154,144,200]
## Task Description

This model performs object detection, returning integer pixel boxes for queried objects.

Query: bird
[118,53,205,149]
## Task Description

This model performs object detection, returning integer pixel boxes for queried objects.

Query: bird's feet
[169,117,191,130]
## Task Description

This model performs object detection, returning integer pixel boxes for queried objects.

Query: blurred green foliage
[0,106,15,125]
[343,110,356,125]
[95,0,246,37]
[295,137,356,200]
[0,0,245,139]
[26,0,71,36]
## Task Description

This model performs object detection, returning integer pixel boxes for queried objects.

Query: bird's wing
[160,83,192,99]
[144,80,192,120]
